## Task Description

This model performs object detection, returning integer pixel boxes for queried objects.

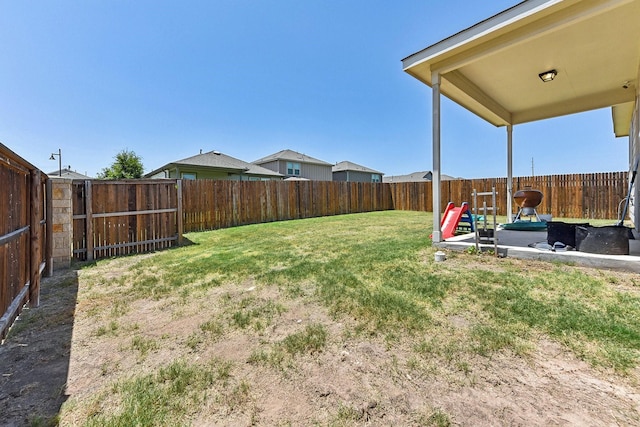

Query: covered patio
[402,0,640,269]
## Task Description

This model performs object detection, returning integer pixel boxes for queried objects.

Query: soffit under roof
[402,0,640,134]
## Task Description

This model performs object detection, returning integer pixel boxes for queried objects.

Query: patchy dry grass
[51,211,640,425]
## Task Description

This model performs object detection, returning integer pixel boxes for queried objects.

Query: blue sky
[1,1,628,179]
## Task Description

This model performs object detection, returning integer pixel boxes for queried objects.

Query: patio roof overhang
[402,0,640,136]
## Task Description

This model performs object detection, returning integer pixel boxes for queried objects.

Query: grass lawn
[49,211,640,425]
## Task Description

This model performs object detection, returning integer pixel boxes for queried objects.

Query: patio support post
[622,90,640,231]
[507,124,513,223]
[432,71,442,242]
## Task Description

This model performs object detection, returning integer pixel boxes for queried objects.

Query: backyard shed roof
[402,0,640,136]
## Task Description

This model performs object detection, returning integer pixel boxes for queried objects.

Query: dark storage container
[546,221,589,247]
[575,225,630,255]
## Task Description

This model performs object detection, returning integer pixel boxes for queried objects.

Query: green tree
[98,149,144,179]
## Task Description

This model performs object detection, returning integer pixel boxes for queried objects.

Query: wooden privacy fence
[0,143,48,340]
[70,172,629,261]
[72,180,182,261]
[182,180,393,231]
[71,180,391,260]
[389,172,629,220]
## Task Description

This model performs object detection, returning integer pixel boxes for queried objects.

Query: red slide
[440,202,470,239]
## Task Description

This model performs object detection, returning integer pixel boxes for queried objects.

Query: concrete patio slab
[436,229,640,273]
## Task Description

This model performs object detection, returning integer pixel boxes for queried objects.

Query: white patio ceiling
[402,0,640,136]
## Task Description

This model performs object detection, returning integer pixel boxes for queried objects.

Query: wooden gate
[72,180,182,261]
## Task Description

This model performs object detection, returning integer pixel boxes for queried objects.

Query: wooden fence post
[85,180,94,261]
[29,170,41,307]
[45,179,53,277]
[177,179,183,245]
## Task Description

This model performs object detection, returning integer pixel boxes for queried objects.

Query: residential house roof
[145,150,283,178]
[332,161,383,175]
[48,168,92,179]
[402,0,640,136]
[383,171,458,183]
[253,149,333,166]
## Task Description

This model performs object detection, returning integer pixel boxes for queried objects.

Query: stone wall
[50,179,73,269]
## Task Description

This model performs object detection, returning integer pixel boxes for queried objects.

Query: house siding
[257,159,332,180]
[333,170,380,183]
[290,161,332,181]
[169,168,229,180]
[333,171,348,182]
[148,170,168,179]
[253,154,333,181]
[258,160,281,174]
[158,167,279,181]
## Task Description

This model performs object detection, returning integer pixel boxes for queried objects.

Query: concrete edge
[435,238,640,273]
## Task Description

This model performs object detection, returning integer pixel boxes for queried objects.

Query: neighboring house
[47,167,92,180]
[145,150,283,181]
[332,161,383,183]
[252,149,333,181]
[383,171,458,183]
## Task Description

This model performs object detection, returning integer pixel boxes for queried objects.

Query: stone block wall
[51,179,73,269]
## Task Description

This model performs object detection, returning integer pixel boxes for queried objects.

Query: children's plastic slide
[440,202,474,239]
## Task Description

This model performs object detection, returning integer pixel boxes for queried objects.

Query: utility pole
[531,157,534,177]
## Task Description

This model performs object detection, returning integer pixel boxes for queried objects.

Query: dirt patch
[1,260,640,426]
[0,271,78,427]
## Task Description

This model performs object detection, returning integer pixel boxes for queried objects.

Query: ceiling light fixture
[538,69,557,82]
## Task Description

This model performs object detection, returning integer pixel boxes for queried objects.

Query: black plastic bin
[546,221,589,247]
[575,225,630,255]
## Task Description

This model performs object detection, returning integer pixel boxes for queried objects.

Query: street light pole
[50,149,62,176]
